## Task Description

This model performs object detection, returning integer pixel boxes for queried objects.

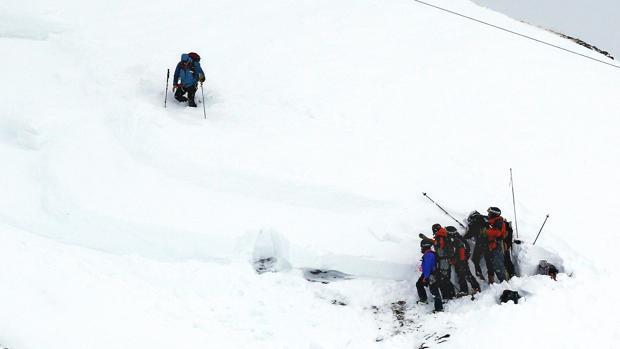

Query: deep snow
[1,0,619,348]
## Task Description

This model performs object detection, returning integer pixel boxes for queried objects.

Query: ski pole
[510,168,519,239]
[164,69,170,108]
[200,82,206,119]
[533,214,550,245]
[421,192,466,229]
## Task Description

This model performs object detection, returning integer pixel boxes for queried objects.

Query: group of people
[416,206,516,312]
[172,52,205,107]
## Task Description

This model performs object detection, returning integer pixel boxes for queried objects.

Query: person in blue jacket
[173,53,205,107]
[416,239,443,312]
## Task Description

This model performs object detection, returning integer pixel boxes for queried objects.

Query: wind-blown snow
[1,0,619,348]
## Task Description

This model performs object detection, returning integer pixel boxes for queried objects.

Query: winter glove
[423,278,429,286]
[198,73,205,83]
[173,83,179,91]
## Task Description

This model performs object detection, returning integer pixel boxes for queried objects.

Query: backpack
[500,290,521,304]
[458,234,471,259]
[188,52,201,63]
[448,232,471,261]
[537,260,559,280]
[442,233,457,261]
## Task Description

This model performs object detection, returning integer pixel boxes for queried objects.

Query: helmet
[420,239,433,250]
[487,207,501,217]
[431,224,442,234]
[467,211,481,224]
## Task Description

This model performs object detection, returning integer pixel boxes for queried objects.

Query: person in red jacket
[486,207,508,283]
[431,224,456,299]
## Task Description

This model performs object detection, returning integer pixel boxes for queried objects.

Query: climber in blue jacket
[416,239,443,312]
[173,53,205,107]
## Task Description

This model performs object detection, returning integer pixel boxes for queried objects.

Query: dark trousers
[175,85,197,102]
[490,248,507,283]
[437,269,455,300]
[416,276,443,312]
[504,248,516,278]
[435,257,455,299]
[454,261,480,293]
[472,240,492,278]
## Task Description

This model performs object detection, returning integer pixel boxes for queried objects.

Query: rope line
[412,0,620,70]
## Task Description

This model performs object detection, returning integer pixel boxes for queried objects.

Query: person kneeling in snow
[416,239,443,312]
[172,52,205,107]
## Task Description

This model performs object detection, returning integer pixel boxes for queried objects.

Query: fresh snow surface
[1,0,619,348]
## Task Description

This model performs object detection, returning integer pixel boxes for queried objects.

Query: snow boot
[416,299,429,305]
[433,297,444,312]
[174,88,188,102]
[188,99,197,107]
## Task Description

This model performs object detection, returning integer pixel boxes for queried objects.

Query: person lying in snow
[172,52,205,107]
[416,239,443,312]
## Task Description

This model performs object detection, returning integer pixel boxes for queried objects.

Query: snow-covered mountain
[1,0,619,348]
[472,0,620,58]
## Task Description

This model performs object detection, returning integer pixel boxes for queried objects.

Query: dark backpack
[188,52,201,63]
[448,232,470,261]
[500,290,521,304]
[442,233,456,260]
[537,260,559,280]
[458,234,471,259]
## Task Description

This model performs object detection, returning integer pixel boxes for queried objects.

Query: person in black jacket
[464,211,492,282]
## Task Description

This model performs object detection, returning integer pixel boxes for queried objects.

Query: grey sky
[471,0,619,58]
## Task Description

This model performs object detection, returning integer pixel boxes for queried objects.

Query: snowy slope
[1,0,619,348]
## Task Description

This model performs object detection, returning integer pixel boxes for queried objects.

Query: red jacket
[487,216,506,250]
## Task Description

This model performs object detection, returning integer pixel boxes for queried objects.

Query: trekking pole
[164,69,170,108]
[510,168,519,239]
[200,82,206,119]
[421,192,466,229]
[533,214,550,245]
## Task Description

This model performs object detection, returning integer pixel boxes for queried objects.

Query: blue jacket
[173,53,204,87]
[421,250,437,279]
